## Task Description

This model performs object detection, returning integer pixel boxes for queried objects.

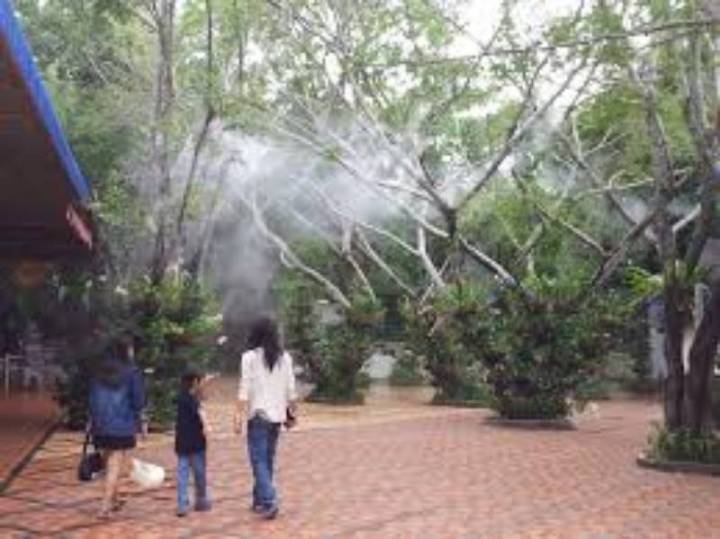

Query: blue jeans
[177,451,209,511]
[247,416,281,510]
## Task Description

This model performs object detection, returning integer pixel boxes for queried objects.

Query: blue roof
[0,0,91,201]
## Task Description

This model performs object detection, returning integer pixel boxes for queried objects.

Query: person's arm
[234,353,250,435]
[286,352,298,414]
[199,403,212,435]
[131,368,146,433]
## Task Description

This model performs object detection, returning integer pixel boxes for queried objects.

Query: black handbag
[78,428,104,482]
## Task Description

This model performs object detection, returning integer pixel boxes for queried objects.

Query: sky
[454,0,584,55]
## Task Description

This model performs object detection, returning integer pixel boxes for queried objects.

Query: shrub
[406,276,628,419]
[55,361,91,430]
[303,293,383,404]
[389,351,425,386]
[647,423,720,464]
[431,382,493,407]
[494,394,570,419]
[127,275,222,428]
[53,273,222,430]
[472,280,619,419]
[403,289,488,406]
[574,377,616,402]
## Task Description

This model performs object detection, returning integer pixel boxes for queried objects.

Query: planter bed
[431,398,490,409]
[484,416,576,430]
[636,453,720,476]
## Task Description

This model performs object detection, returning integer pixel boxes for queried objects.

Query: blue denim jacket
[89,360,145,438]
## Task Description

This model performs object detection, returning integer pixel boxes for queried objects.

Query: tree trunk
[684,280,720,433]
[663,284,686,429]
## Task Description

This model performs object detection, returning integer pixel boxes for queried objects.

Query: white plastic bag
[130,458,165,489]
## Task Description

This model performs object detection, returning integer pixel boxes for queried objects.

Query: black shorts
[94,435,136,450]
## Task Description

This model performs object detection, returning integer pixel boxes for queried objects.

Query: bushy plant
[127,274,222,427]
[474,277,627,419]
[406,275,628,418]
[403,283,493,406]
[274,276,316,379]
[389,350,426,387]
[52,272,222,430]
[647,423,720,464]
[306,294,383,404]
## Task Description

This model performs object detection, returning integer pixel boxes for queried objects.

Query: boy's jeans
[247,416,281,510]
[177,451,209,511]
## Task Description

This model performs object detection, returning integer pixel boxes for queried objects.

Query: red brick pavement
[2,388,720,539]
[0,392,58,491]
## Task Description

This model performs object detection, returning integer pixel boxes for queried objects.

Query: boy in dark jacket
[175,369,211,516]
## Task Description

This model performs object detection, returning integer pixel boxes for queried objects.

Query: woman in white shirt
[234,317,297,520]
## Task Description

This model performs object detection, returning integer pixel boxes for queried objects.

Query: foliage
[388,350,426,387]
[275,275,316,380]
[52,272,222,429]
[127,274,222,426]
[484,280,628,419]
[402,282,494,406]
[406,274,630,418]
[12,0,717,434]
[306,294,383,404]
[625,263,707,310]
[647,423,720,464]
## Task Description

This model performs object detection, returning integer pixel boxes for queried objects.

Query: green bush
[53,273,222,430]
[647,423,720,464]
[306,322,370,404]
[403,289,488,405]
[389,351,425,386]
[128,275,222,428]
[575,377,616,401]
[431,382,493,407]
[301,293,383,404]
[494,394,569,420]
[55,362,90,430]
[405,275,628,419]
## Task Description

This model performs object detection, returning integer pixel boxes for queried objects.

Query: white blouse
[238,348,297,423]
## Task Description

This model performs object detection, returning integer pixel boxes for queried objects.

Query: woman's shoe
[195,500,212,512]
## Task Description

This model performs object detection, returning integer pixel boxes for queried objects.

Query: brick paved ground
[2,380,720,539]
[0,392,58,490]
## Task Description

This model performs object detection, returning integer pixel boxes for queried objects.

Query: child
[175,369,212,517]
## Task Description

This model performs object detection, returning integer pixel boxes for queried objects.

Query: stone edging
[484,416,576,430]
[636,453,720,476]
[0,416,60,494]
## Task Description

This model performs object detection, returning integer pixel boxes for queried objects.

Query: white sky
[454,0,585,55]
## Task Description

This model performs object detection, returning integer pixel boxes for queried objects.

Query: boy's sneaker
[260,505,279,520]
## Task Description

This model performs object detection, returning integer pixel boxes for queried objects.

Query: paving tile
[1,381,719,538]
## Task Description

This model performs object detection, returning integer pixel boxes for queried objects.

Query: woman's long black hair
[246,316,282,371]
[92,335,134,388]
